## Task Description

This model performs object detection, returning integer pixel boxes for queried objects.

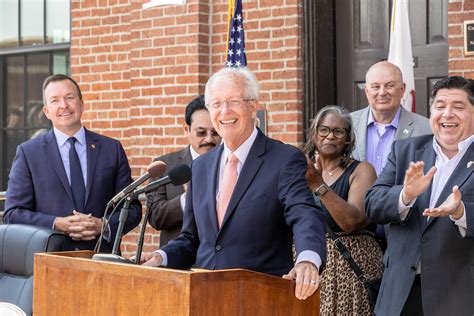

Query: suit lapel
[355,108,369,161]
[395,107,415,140]
[220,131,265,229]
[44,130,74,203]
[207,145,223,236]
[85,129,99,205]
[414,141,436,233]
[434,142,474,207]
[424,142,474,231]
[180,146,193,166]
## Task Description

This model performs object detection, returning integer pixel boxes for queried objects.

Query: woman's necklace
[326,166,340,177]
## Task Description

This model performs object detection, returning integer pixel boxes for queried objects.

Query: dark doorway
[304,0,449,128]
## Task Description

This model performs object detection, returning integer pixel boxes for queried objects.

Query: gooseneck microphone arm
[93,164,191,265]
[134,164,192,264]
[92,161,167,264]
[107,161,167,208]
[134,193,154,265]
[111,196,132,255]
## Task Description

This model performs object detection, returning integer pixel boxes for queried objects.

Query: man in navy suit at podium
[138,67,326,300]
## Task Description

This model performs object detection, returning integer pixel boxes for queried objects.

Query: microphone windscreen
[148,161,167,178]
[168,164,192,186]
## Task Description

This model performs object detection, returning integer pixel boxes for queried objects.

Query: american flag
[225,0,247,67]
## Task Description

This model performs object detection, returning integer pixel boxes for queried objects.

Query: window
[0,0,70,211]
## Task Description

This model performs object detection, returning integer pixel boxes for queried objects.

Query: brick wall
[448,0,474,77]
[71,0,305,256]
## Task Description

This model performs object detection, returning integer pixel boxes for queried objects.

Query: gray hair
[205,67,260,105]
[303,105,356,168]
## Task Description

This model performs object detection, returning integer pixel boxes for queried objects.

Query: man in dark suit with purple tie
[4,74,141,252]
[138,67,326,300]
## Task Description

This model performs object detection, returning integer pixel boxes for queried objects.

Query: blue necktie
[68,137,85,212]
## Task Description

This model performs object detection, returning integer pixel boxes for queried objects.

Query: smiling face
[430,88,474,158]
[207,76,256,151]
[43,79,84,136]
[314,112,350,159]
[365,62,406,123]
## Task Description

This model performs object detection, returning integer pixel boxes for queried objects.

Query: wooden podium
[33,251,319,315]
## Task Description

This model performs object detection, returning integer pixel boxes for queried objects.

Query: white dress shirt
[399,135,474,235]
[160,127,322,270]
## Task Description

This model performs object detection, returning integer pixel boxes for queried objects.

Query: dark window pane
[0,0,19,48]
[6,130,25,167]
[26,53,49,128]
[6,55,25,128]
[46,0,70,44]
[3,129,25,190]
[53,51,70,75]
[21,0,44,46]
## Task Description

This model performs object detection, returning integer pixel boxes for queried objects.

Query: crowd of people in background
[3,61,473,315]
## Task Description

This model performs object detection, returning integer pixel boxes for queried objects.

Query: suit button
[421,237,427,243]
[215,245,222,251]
[411,266,416,271]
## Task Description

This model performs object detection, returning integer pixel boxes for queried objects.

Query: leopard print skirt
[320,231,384,316]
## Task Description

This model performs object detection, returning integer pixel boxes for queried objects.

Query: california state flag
[388,0,415,112]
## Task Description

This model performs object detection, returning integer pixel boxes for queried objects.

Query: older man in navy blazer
[366,76,474,315]
[4,74,141,252]
[138,67,326,300]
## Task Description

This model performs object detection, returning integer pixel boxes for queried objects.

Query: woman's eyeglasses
[317,125,348,139]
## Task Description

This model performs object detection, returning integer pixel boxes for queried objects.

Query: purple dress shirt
[365,107,402,175]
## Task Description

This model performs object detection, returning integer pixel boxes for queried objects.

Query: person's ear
[43,105,50,119]
[183,123,190,135]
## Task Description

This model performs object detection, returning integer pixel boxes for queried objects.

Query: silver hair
[303,105,356,168]
[205,67,260,104]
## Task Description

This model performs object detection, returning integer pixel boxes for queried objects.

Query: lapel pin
[403,129,409,135]
[468,161,473,169]
[91,144,96,149]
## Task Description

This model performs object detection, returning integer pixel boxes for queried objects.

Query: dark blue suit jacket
[4,129,142,251]
[162,130,326,276]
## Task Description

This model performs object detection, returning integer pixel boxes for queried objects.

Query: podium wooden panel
[33,251,319,315]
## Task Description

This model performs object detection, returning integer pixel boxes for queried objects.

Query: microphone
[107,161,167,207]
[134,164,192,195]
[133,164,191,266]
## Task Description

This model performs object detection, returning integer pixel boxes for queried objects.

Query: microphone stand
[112,196,132,255]
[92,195,134,264]
[134,193,154,265]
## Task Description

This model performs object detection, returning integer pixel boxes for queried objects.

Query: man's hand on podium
[130,252,163,266]
[282,261,319,300]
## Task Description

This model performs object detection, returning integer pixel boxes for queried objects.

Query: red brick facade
[71,0,304,255]
[449,0,474,76]
[71,0,467,256]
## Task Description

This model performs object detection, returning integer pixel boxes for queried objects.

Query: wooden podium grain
[33,251,319,315]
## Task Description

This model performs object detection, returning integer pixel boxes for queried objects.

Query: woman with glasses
[304,105,383,315]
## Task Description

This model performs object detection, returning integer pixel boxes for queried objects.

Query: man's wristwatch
[313,183,330,197]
